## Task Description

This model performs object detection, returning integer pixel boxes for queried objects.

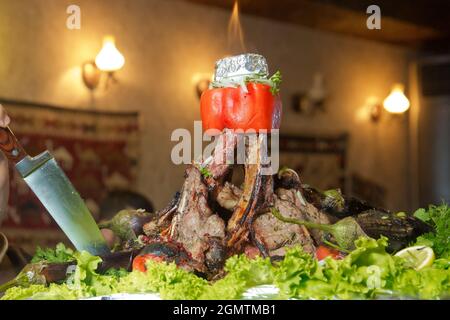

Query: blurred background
[0,0,449,262]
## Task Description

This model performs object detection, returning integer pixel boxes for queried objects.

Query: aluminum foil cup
[214,53,269,82]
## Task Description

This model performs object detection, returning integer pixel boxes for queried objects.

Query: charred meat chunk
[143,192,180,240]
[216,182,242,211]
[283,188,336,244]
[252,194,316,258]
[168,166,227,273]
[275,169,336,244]
[201,129,237,190]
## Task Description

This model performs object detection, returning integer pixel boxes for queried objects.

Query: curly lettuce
[31,243,74,264]
[274,237,450,300]
[200,254,274,300]
[2,237,449,300]
[414,204,450,258]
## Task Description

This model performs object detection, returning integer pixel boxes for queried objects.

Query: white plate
[84,293,162,300]
[84,285,280,300]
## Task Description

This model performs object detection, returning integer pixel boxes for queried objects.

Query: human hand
[100,228,120,248]
[0,104,10,224]
[0,104,10,163]
[0,104,10,128]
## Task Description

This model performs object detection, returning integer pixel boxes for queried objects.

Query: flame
[227,1,246,53]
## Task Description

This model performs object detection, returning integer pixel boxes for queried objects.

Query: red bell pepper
[132,254,165,272]
[200,83,282,133]
[316,245,343,261]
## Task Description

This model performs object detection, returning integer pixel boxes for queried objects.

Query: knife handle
[0,127,28,164]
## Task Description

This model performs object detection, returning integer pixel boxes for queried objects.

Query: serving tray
[84,285,280,300]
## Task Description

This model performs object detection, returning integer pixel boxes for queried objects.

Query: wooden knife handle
[0,127,28,164]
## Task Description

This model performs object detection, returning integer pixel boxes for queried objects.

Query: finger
[3,115,10,127]
[0,106,10,127]
[0,106,5,126]
[100,228,117,248]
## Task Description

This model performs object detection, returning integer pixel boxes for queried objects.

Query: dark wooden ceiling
[184,0,450,50]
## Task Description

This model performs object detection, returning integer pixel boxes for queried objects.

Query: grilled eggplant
[99,209,155,245]
[354,210,434,252]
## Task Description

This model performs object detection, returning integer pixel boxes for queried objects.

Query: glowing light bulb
[383,84,410,114]
[95,36,125,72]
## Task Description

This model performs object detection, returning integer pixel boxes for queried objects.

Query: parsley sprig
[199,166,213,178]
[268,71,282,94]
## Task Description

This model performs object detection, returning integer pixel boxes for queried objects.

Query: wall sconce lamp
[192,73,212,99]
[82,35,125,91]
[291,73,327,116]
[383,84,410,114]
[370,83,410,122]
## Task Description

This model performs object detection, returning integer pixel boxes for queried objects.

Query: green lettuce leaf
[414,204,450,258]
[1,285,48,300]
[2,237,449,300]
[274,237,450,300]
[116,260,208,299]
[31,243,74,263]
[201,254,274,299]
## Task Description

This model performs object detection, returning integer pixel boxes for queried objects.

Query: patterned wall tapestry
[0,99,139,251]
[278,134,387,206]
[279,133,349,192]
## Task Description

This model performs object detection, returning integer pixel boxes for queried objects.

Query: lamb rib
[143,191,180,239]
[168,165,227,274]
[226,134,274,251]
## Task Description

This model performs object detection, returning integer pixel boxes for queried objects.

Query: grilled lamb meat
[276,168,335,244]
[252,194,316,258]
[201,129,237,191]
[277,188,335,224]
[168,166,227,273]
[134,129,430,278]
[143,192,180,239]
[282,187,336,244]
[274,167,302,190]
[216,182,242,211]
[204,236,228,273]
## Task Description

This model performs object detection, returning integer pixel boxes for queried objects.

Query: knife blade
[0,126,109,255]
